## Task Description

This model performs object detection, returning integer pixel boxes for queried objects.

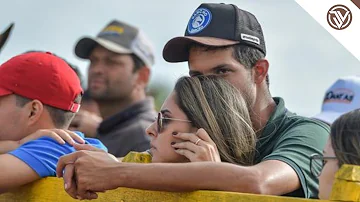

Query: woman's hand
[171,128,221,162]
[19,129,85,146]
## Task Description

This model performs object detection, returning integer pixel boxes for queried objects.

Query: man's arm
[260,121,329,198]
[0,154,39,193]
[111,160,299,195]
[57,150,299,199]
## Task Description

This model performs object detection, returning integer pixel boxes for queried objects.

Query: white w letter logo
[327,5,352,30]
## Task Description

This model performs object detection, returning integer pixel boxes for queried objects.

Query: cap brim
[75,37,132,59]
[312,111,343,125]
[163,36,239,62]
[0,87,12,97]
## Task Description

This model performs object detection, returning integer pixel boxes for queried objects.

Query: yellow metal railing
[0,152,359,202]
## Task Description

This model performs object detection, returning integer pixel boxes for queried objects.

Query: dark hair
[331,109,360,166]
[15,95,76,129]
[191,44,269,87]
[174,75,256,165]
[131,54,146,72]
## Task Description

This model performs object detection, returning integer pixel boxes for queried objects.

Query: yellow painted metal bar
[0,177,329,202]
[330,164,360,201]
[1,153,359,202]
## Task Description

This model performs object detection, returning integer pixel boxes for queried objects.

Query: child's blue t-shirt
[8,131,107,177]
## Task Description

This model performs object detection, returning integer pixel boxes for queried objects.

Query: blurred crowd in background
[0,0,359,115]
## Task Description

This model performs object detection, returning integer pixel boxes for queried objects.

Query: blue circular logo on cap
[187,8,212,34]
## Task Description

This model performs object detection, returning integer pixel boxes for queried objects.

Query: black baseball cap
[163,3,266,62]
[75,20,155,67]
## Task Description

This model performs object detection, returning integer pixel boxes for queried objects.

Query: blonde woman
[57,75,258,199]
[146,75,256,165]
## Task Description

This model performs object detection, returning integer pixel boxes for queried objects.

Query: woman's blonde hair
[174,76,256,165]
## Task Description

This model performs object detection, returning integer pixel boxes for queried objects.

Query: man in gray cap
[72,20,156,157]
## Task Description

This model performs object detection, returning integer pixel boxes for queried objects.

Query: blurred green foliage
[147,82,172,111]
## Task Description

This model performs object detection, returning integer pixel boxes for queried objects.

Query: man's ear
[26,100,44,126]
[253,59,269,84]
[136,66,151,87]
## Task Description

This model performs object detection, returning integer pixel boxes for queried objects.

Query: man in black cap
[71,20,156,157]
[58,4,329,199]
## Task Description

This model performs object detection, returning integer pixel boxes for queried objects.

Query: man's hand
[69,110,102,138]
[20,129,85,146]
[172,128,221,162]
[57,144,118,200]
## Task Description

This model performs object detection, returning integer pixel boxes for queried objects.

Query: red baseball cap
[0,52,83,113]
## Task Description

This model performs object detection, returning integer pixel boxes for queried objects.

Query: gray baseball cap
[75,20,155,67]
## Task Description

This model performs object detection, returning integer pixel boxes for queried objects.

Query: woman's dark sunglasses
[156,112,191,133]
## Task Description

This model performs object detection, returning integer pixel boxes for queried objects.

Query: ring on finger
[195,138,201,145]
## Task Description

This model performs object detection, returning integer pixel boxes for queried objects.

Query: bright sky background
[0,0,359,117]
